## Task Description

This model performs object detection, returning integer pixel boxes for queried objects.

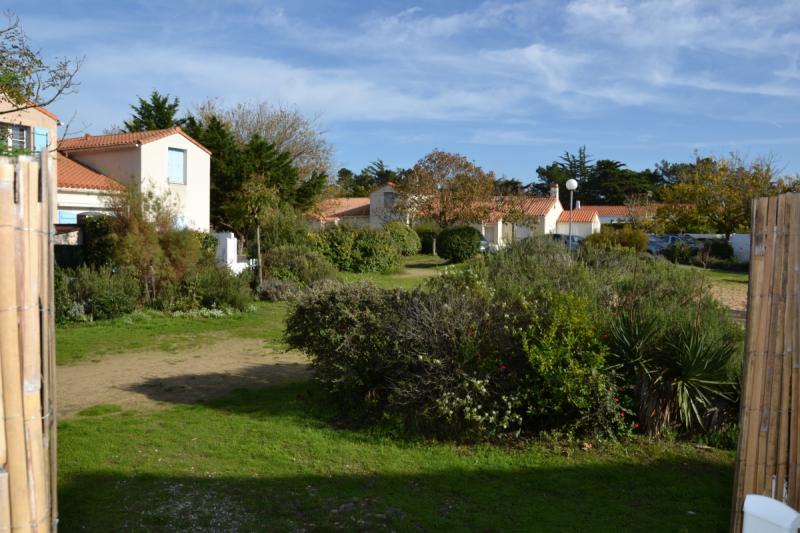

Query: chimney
[575,200,581,209]
[550,183,559,198]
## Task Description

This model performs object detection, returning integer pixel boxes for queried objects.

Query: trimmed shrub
[437,226,482,263]
[583,226,648,253]
[311,225,401,274]
[181,263,252,311]
[414,221,441,255]
[382,221,421,256]
[708,239,734,260]
[263,244,337,285]
[55,265,140,322]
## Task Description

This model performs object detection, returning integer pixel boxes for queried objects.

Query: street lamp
[565,179,578,249]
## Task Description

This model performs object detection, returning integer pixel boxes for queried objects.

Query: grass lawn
[57,254,736,531]
[697,267,750,287]
[55,302,289,364]
[55,255,446,364]
[59,382,734,532]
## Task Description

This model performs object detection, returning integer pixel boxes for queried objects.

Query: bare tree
[193,99,333,178]
[0,11,82,114]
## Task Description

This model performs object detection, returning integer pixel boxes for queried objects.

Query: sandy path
[57,337,310,419]
[710,283,748,320]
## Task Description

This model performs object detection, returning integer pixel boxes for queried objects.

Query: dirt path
[710,283,748,320]
[57,337,310,419]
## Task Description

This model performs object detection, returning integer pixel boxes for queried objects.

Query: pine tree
[124,90,185,132]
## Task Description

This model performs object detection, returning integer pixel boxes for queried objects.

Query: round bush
[263,244,337,285]
[437,226,482,263]
[381,221,421,256]
[584,226,648,252]
[312,226,401,274]
[708,239,734,260]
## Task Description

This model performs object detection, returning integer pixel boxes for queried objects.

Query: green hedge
[311,225,402,274]
[437,226,482,263]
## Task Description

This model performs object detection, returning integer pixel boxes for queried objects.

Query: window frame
[1,123,30,150]
[167,147,187,185]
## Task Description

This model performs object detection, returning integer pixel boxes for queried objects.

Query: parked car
[551,233,584,250]
[479,238,490,254]
[647,234,702,255]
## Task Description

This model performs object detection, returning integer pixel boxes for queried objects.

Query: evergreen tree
[124,90,185,132]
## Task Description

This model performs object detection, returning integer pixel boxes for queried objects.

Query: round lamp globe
[565,179,578,191]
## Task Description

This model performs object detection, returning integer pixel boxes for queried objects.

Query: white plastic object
[743,494,800,533]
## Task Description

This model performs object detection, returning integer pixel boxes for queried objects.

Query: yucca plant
[655,329,737,430]
[608,309,739,435]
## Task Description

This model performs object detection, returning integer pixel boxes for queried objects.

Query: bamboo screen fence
[0,153,57,532]
[731,192,800,532]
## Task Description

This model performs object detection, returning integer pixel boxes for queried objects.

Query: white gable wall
[139,134,210,230]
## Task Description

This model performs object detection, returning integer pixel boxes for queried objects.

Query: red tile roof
[310,197,371,221]
[59,127,211,155]
[57,154,125,191]
[486,196,558,222]
[579,205,652,217]
[558,208,599,223]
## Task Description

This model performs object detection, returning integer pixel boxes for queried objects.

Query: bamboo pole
[0,158,33,533]
[38,149,57,530]
[0,469,11,529]
[18,158,48,532]
[761,194,788,495]
[776,193,797,502]
[785,194,800,508]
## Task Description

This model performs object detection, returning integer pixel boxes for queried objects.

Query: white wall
[141,135,211,231]
[369,184,406,228]
[542,202,563,234]
[67,147,141,190]
[213,231,250,274]
[730,233,751,263]
[555,220,599,237]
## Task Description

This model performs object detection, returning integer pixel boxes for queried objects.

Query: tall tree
[124,90,185,132]
[186,114,325,235]
[657,154,782,237]
[397,150,495,227]
[0,12,82,115]
[531,146,594,206]
[493,177,527,196]
[193,99,333,179]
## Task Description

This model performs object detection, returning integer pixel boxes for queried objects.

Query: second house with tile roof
[57,127,211,230]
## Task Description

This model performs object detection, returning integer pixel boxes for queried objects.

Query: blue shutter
[58,211,77,224]
[168,148,186,184]
[34,128,49,152]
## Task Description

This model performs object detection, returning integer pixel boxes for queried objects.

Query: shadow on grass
[59,460,732,532]
[123,363,311,406]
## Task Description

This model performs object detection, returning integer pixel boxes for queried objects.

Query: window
[1,123,29,150]
[383,191,395,209]
[58,211,78,224]
[167,148,186,184]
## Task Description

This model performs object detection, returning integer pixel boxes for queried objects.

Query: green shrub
[263,244,337,285]
[181,264,253,311]
[414,221,440,254]
[286,282,407,419]
[381,221,421,256]
[55,265,140,322]
[82,215,116,268]
[584,226,648,252]
[663,242,694,264]
[707,239,734,260]
[311,225,401,274]
[437,226,482,263]
[258,278,301,302]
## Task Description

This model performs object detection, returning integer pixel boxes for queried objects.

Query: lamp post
[565,179,578,249]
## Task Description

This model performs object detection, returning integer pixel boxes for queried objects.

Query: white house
[309,182,601,246]
[58,127,211,230]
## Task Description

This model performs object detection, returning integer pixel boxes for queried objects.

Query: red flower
[619,411,625,418]
[634,422,640,429]
[613,396,619,403]
[500,364,508,370]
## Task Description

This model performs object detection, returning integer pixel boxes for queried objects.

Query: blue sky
[10,0,800,181]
